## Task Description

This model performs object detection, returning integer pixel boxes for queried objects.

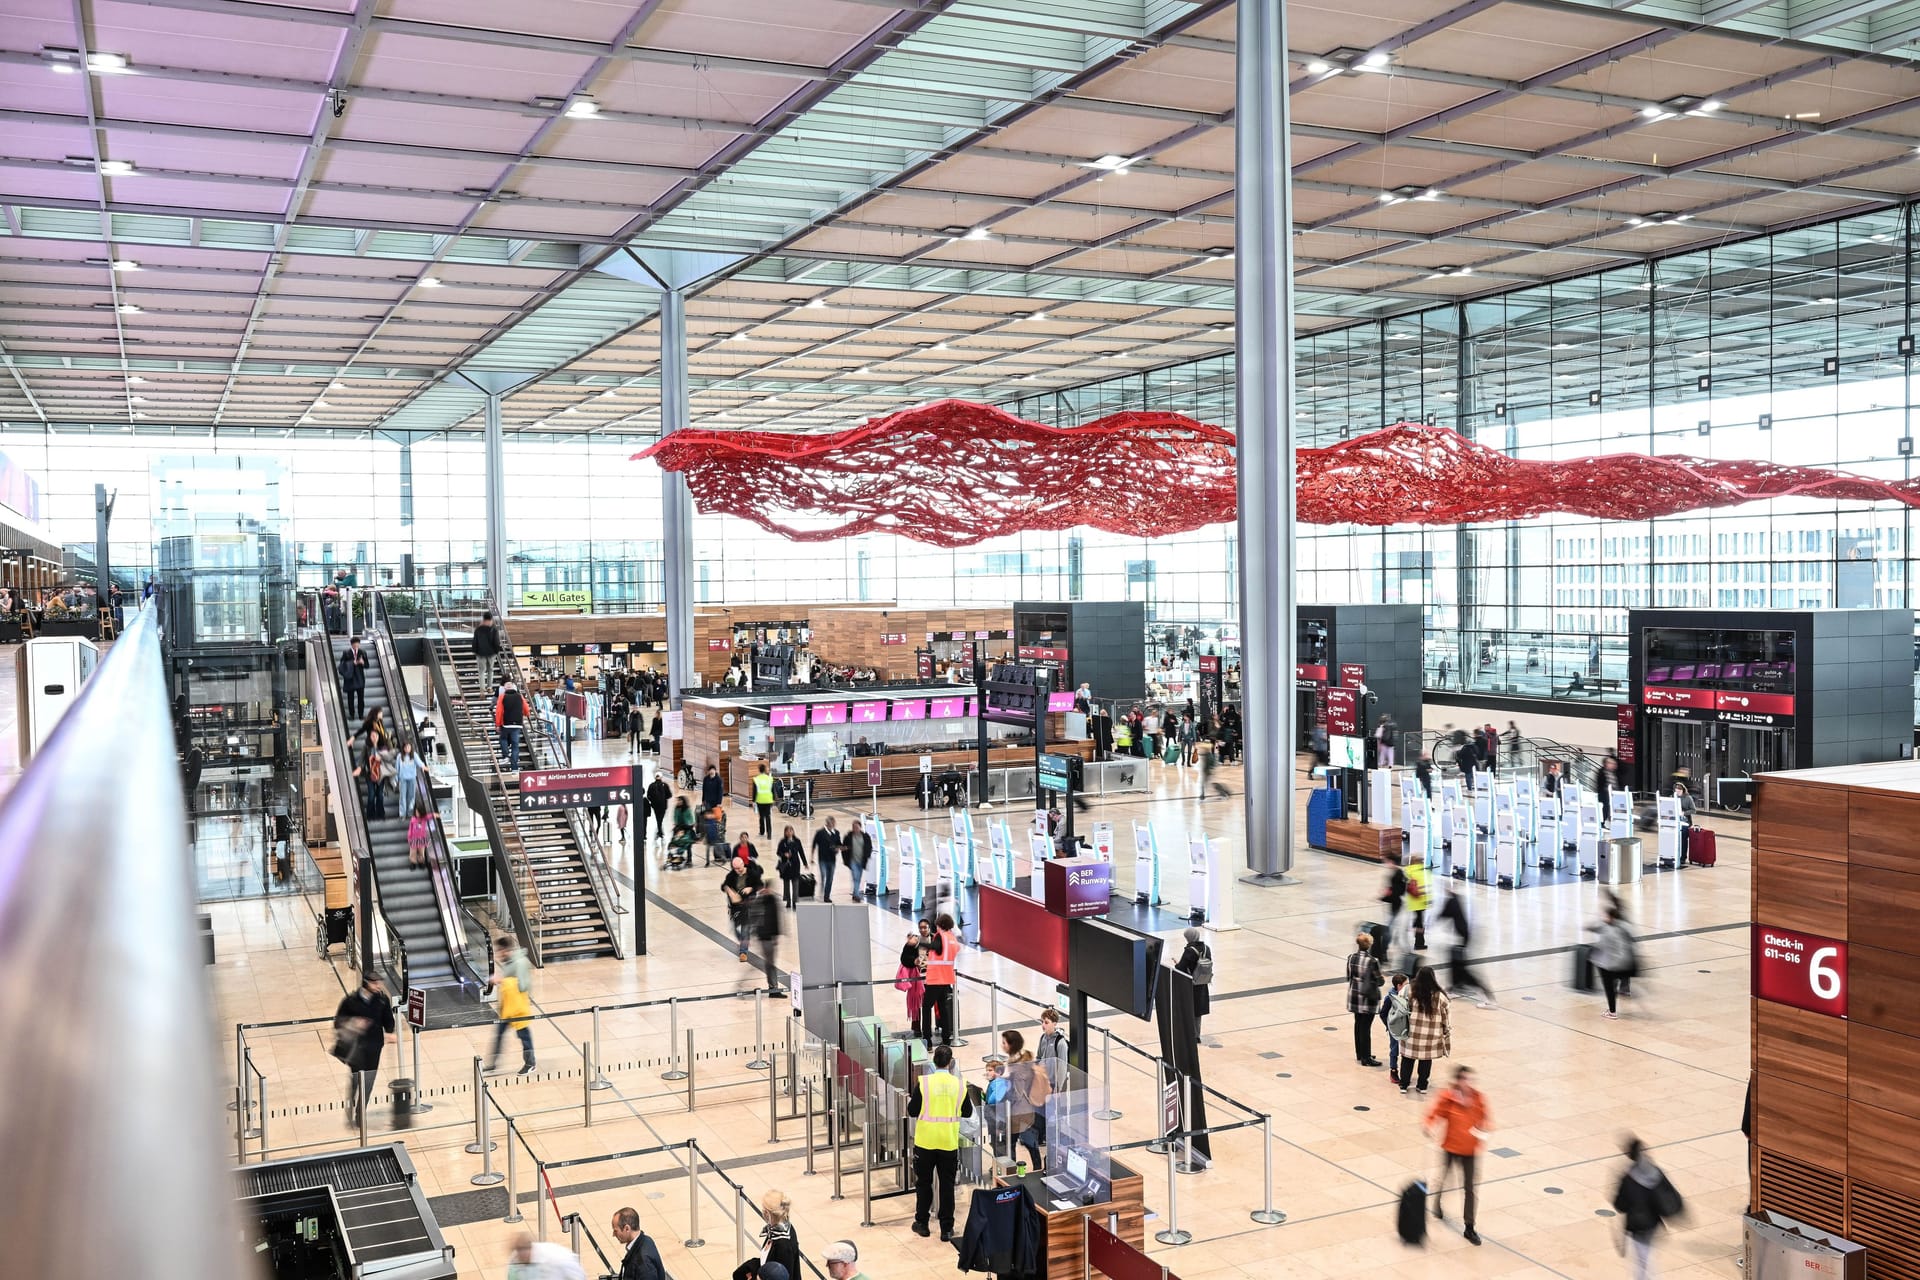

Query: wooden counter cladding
[728,740,1096,804]
[1320,817,1401,862]
[1001,1162,1145,1280]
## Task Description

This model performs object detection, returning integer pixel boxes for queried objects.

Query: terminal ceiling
[4,0,1920,443]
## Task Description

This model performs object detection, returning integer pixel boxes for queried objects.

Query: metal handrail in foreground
[0,601,251,1278]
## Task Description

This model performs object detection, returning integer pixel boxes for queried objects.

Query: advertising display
[1615,704,1637,764]
[1752,925,1848,1018]
[1043,858,1114,918]
[1329,734,1365,770]
[1198,654,1223,716]
[1132,820,1162,904]
[518,765,633,810]
[1046,690,1078,712]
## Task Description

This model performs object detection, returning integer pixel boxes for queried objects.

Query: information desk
[729,740,1095,805]
[1319,817,1400,863]
[998,1159,1144,1280]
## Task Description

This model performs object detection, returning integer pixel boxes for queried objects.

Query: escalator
[309,619,484,1017]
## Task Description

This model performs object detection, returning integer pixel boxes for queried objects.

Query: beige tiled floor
[210,741,1754,1280]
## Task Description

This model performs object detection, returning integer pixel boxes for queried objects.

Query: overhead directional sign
[518,765,633,810]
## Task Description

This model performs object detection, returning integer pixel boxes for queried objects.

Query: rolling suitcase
[797,871,817,900]
[1364,921,1390,962]
[1396,1180,1429,1244]
[1687,828,1717,867]
[1571,942,1595,992]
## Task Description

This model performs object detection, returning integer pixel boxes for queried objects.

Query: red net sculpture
[636,405,1920,544]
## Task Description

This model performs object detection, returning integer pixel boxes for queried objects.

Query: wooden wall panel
[1850,1024,1920,1120]
[1849,1101,1920,1201]
[1755,779,1846,857]
[1755,1001,1848,1096]
[1850,864,1920,959]
[1754,851,1849,939]
[1850,944,1920,1038]
[1755,1074,1848,1172]
[1848,791,1920,874]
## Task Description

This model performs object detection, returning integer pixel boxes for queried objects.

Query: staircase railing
[303,624,390,982]
[366,591,486,994]
[418,590,547,965]
[493,616,627,959]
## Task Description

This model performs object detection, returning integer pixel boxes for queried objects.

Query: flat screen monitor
[770,705,806,728]
[1696,663,1722,679]
[1067,1149,1088,1182]
[1047,690,1076,712]
[851,701,887,723]
[1671,664,1697,681]
[1067,917,1164,1020]
[891,698,927,721]
[1724,663,1748,679]
[1329,734,1366,770]
[930,696,965,718]
[811,702,848,725]
[1645,667,1670,683]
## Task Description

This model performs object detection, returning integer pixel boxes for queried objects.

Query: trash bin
[390,1079,415,1130]
[1602,836,1643,885]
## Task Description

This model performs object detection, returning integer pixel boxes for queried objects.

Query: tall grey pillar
[659,287,696,709]
[600,247,744,711]
[1235,0,1299,881]
[453,371,540,619]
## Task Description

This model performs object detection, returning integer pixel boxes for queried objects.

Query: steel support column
[659,286,696,710]
[453,371,540,617]
[1235,0,1299,882]
[601,249,744,710]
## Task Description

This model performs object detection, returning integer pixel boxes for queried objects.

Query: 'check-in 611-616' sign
[1752,924,1847,1019]
[518,765,634,811]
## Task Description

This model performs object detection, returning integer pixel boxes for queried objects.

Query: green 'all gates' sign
[524,590,592,610]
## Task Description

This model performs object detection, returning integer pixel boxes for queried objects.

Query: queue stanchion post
[685,1152,705,1248]
[1094,1027,1120,1120]
[1175,1073,1202,1175]
[1251,1113,1286,1225]
[466,1057,495,1154]
[736,1183,752,1264]
[1154,1141,1192,1246]
[471,1093,504,1187]
[257,1080,269,1162]
[410,1020,432,1113]
[767,1044,780,1143]
[1147,1059,1171,1155]
[503,1118,525,1223]
[861,1069,876,1228]
[582,1041,594,1127]
[748,989,770,1071]
[663,996,688,1081]
[686,1028,697,1112]
[802,1078,817,1176]
[590,1006,612,1091]
[234,1086,246,1163]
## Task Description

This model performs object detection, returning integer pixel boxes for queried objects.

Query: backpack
[1190,943,1214,985]
[1386,989,1412,1040]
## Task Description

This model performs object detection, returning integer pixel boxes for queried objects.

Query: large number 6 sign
[1752,926,1848,1019]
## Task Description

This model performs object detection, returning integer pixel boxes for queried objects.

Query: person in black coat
[332,973,393,1128]
[337,637,368,719]
[1174,926,1212,1024]
[701,764,724,812]
[1612,1137,1683,1275]
[645,775,672,844]
[611,1207,667,1280]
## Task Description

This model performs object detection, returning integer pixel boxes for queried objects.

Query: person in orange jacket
[1425,1064,1491,1246]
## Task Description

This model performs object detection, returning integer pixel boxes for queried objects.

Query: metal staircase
[422,600,623,963]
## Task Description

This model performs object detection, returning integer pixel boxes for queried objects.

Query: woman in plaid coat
[1398,966,1452,1094]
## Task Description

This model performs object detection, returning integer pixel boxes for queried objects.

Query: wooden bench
[1321,817,1401,863]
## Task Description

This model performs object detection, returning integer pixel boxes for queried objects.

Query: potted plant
[40,598,99,639]
[385,592,422,634]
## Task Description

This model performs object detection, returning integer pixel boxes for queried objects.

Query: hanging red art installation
[635,402,1920,545]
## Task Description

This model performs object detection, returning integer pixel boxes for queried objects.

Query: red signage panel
[1642,686,1713,709]
[1018,645,1070,662]
[1752,924,1847,1019]
[978,883,1069,984]
[1325,687,1359,736]
[1716,691,1795,717]
[1339,663,1367,688]
[1295,664,1327,685]
[1615,704,1636,765]
[518,765,634,810]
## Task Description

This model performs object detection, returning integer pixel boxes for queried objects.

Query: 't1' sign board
[1752,924,1847,1019]
[867,759,883,787]
[407,988,426,1030]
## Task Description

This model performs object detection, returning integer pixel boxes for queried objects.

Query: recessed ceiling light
[1084,154,1139,172]
[1030,312,1048,322]
[1689,350,1712,359]
[723,332,743,342]
[418,276,443,288]
[1552,342,1574,350]
[129,396,147,404]
[98,159,136,176]
[962,227,992,241]
[1815,296,1835,304]
[805,298,826,309]
[1305,59,1332,74]
[1388,331,1416,339]
[126,374,146,384]
[1208,321,1232,331]
[563,95,599,119]
[86,51,130,74]
[933,342,949,351]
[1205,246,1233,261]
[563,406,580,414]
[313,399,331,409]
[1358,51,1392,69]
[100,301,140,314]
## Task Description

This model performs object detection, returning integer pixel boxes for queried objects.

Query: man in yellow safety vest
[908,1044,974,1241]
[753,763,777,839]
[1405,858,1432,951]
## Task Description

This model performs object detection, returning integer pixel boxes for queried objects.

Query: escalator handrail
[0,599,253,1280]
[416,590,545,964]
[367,591,487,992]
